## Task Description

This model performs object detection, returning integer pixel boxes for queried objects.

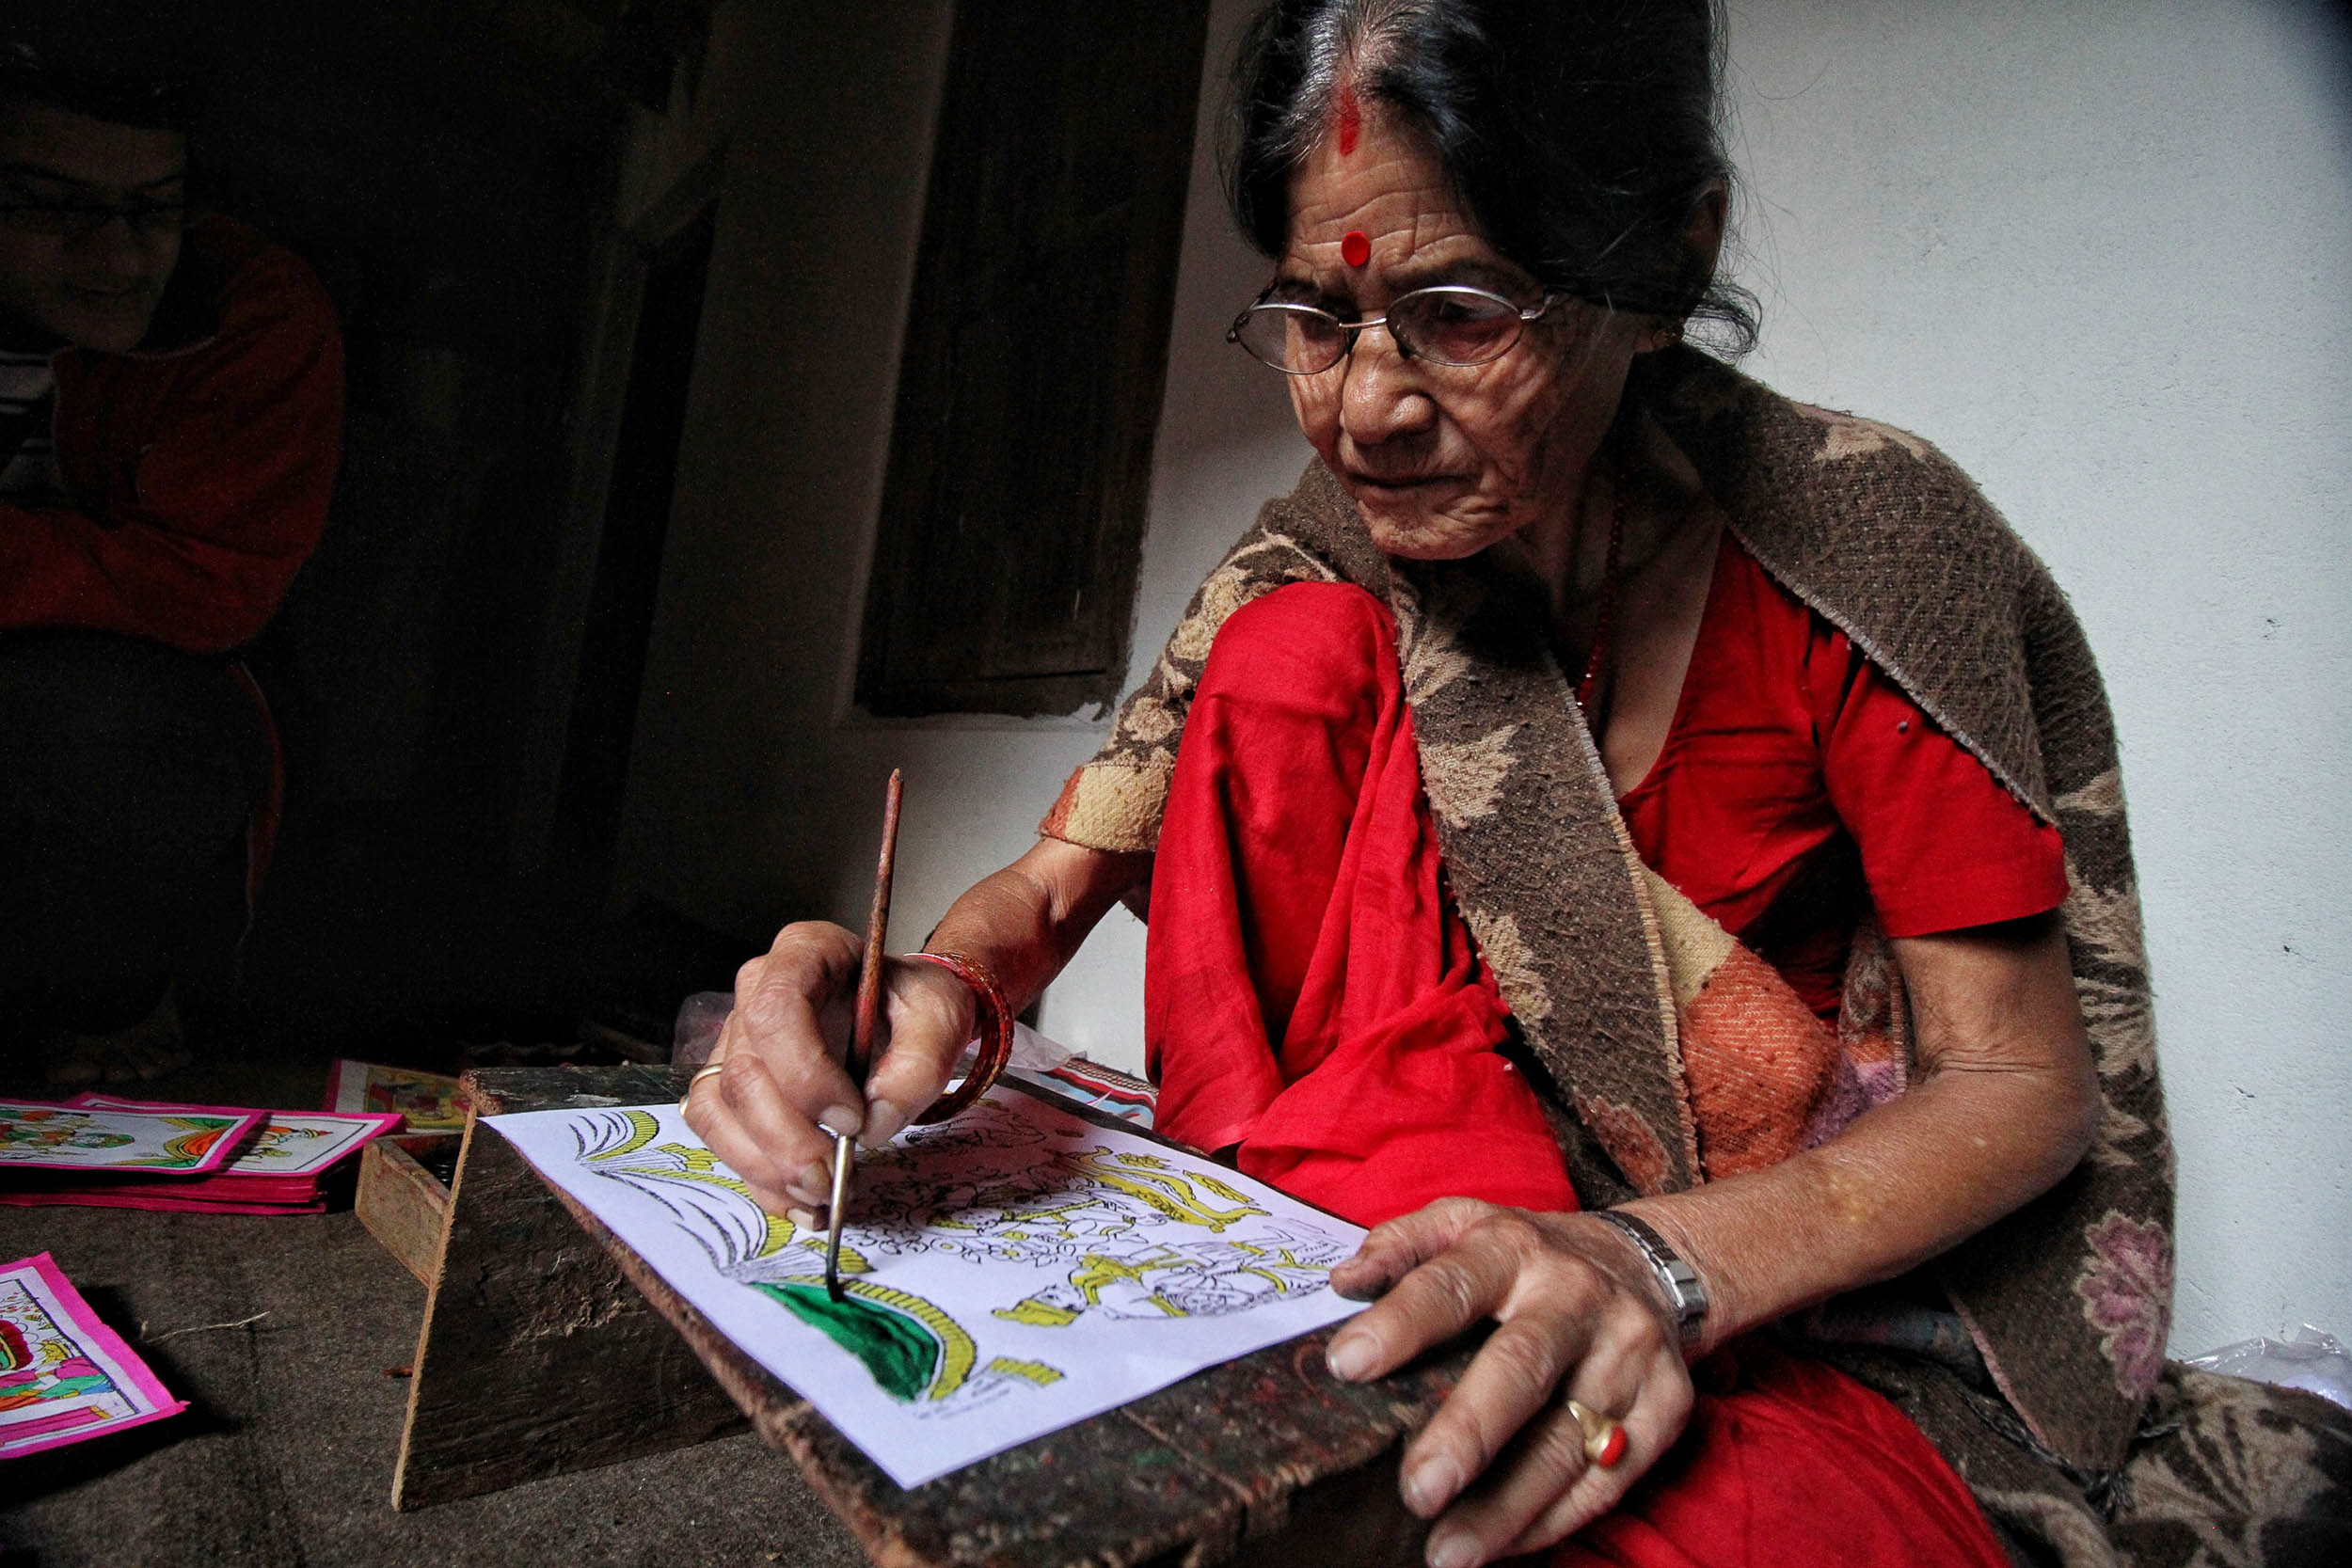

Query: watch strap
[1592,1209,1708,1354]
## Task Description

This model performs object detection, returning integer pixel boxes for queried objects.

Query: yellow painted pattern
[993,1298,1079,1326]
[1067,1150,1264,1232]
[1067,1248,1181,1303]
[587,1109,664,1164]
[608,1141,799,1259]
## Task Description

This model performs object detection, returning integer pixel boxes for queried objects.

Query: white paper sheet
[487,1084,1366,1487]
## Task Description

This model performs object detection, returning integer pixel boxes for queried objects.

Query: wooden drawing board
[395,1064,1468,1566]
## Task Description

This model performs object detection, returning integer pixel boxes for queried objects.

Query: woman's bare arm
[1623,911,2099,1346]
[681,837,1150,1217]
[922,838,1155,1022]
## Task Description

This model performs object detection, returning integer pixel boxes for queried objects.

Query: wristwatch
[1592,1210,1709,1354]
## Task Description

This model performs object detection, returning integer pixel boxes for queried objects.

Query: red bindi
[1337,87,1361,155]
[1341,230,1371,268]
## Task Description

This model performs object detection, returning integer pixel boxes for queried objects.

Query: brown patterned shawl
[1042,348,2352,1560]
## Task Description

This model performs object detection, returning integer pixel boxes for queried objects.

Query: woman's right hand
[682,838,1150,1218]
[679,920,977,1218]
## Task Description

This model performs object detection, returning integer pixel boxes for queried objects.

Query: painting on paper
[487,1085,1365,1486]
[0,1253,187,1458]
[0,1101,265,1175]
[77,1096,401,1177]
[323,1060,468,1132]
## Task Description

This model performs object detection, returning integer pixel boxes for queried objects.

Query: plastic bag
[2182,1324,2352,1410]
[671,990,733,1068]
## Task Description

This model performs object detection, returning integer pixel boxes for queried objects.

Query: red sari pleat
[1143,581,2008,1568]
[1146,582,1575,1226]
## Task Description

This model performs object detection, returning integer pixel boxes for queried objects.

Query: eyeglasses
[1227,283,1565,375]
[0,198,189,242]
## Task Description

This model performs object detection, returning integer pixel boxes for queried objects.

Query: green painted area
[756,1283,939,1402]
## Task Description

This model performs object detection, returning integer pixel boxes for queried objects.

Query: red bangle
[906,951,1015,1123]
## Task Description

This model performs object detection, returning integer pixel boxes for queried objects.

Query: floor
[0,803,864,1566]
[0,1054,868,1568]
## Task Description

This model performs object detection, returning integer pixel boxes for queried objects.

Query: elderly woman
[689,3,2351,1564]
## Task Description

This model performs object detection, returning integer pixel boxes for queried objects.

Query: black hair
[1226,0,1757,355]
[0,1,210,134]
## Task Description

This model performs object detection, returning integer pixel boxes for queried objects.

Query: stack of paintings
[0,1095,398,1214]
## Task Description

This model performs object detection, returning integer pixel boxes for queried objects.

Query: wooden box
[357,1132,463,1286]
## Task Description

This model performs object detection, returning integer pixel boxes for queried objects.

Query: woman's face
[1277,112,1644,560]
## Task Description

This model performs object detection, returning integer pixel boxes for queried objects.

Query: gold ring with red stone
[1565,1398,1629,1468]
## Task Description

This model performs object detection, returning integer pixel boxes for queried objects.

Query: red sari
[1144,578,2017,1568]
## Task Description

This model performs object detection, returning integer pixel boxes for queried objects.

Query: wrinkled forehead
[1288,99,1457,219]
[1281,103,1535,292]
[0,95,187,190]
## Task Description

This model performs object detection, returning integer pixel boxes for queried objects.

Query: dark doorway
[148,0,732,1062]
[552,206,718,886]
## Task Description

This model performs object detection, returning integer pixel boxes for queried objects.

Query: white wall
[1721,0,2352,1358]
[620,0,2351,1357]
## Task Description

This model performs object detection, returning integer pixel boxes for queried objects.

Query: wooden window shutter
[857,0,1211,717]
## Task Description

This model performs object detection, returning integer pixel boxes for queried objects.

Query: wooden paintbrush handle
[845,768,904,1086]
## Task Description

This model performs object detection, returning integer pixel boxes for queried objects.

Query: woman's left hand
[1324,1197,1695,1568]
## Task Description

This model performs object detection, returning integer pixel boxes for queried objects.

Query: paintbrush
[825,768,904,1303]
